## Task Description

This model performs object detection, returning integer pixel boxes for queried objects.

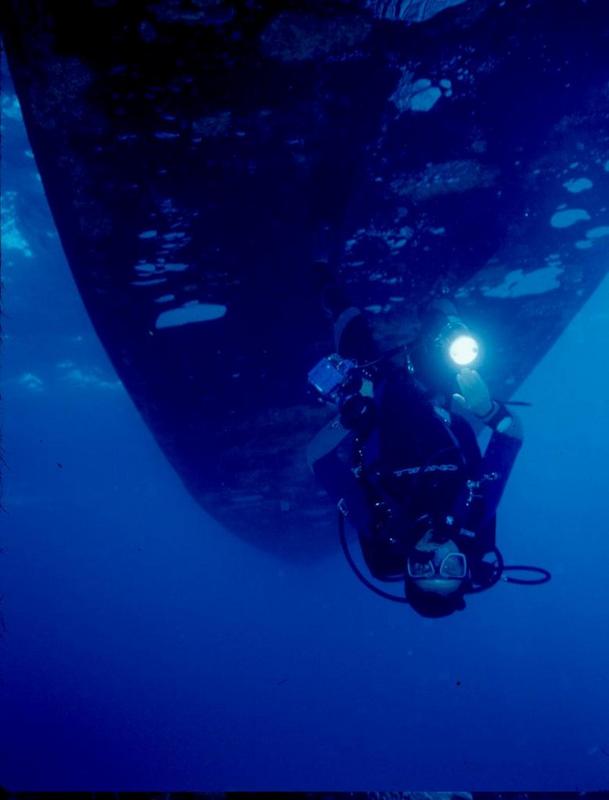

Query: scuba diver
[307,279,547,617]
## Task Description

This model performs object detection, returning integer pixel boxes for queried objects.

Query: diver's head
[405,526,468,617]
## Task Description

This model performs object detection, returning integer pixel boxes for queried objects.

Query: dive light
[448,334,479,367]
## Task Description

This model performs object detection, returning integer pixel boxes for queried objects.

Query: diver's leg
[313,260,379,363]
[333,307,379,363]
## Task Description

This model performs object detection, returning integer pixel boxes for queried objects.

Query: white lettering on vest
[392,463,459,477]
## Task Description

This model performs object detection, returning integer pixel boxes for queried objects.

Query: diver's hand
[452,368,494,418]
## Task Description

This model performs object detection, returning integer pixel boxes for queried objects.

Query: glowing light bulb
[449,335,479,366]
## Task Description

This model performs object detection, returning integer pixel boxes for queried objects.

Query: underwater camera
[307,353,359,404]
[307,353,377,431]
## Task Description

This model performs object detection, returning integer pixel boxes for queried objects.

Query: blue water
[2,61,609,791]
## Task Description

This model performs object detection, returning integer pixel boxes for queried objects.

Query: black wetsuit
[308,307,522,581]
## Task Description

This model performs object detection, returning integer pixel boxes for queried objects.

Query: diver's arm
[477,416,523,525]
[480,404,523,481]
[452,368,523,442]
[452,367,523,524]
[477,401,523,441]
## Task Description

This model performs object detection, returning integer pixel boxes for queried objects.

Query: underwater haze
[3,5,609,792]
